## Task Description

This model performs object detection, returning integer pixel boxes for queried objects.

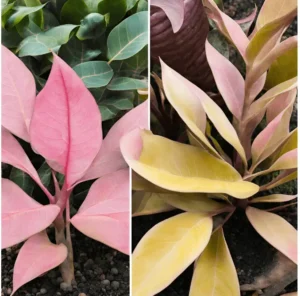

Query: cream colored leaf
[251,194,297,204]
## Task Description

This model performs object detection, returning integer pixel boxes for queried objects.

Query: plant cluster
[2,0,148,121]
[125,0,298,295]
[2,46,148,294]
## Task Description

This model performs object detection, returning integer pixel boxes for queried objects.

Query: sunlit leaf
[251,194,297,204]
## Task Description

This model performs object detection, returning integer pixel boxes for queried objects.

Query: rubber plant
[122,0,298,295]
[2,45,148,294]
[2,0,148,121]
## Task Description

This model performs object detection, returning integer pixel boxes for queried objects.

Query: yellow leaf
[132,192,174,217]
[160,59,247,166]
[189,228,239,296]
[246,207,297,264]
[132,171,168,193]
[277,128,298,159]
[121,129,259,199]
[132,212,213,295]
[251,194,297,204]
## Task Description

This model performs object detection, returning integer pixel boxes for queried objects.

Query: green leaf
[126,0,138,10]
[76,12,106,40]
[111,45,147,76]
[24,0,44,28]
[99,97,133,121]
[37,161,52,188]
[98,0,127,26]
[43,8,59,30]
[60,0,89,24]
[108,77,147,90]
[17,24,77,57]
[107,11,148,62]
[208,29,229,59]
[6,4,46,28]
[85,0,101,12]
[2,27,22,48]
[59,37,101,67]
[136,0,147,12]
[56,173,65,187]
[16,18,42,38]
[73,61,114,88]
[2,2,14,27]
[10,167,35,196]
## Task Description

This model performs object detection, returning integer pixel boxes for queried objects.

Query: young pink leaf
[29,54,102,189]
[151,0,184,33]
[71,169,129,255]
[2,128,54,202]
[2,45,36,142]
[12,231,67,295]
[202,0,249,59]
[246,207,297,264]
[80,100,149,183]
[2,179,60,249]
[206,41,245,120]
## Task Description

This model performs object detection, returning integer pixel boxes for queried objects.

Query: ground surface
[2,228,129,296]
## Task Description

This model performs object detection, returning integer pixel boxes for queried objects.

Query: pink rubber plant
[2,45,148,294]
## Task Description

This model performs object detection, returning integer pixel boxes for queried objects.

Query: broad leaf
[17,24,77,57]
[59,37,101,67]
[10,167,35,196]
[2,179,60,249]
[2,45,36,141]
[98,0,127,26]
[206,40,245,120]
[76,13,106,40]
[251,194,297,204]
[80,100,148,182]
[12,231,67,294]
[132,191,174,217]
[2,128,54,202]
[161,59,247,166]
[120,129,259,199]
[6,4,46,28]
[60,0,89,24]
[71,169,129,254]
[107,77,147,91]
[37,161,52,188]
[73,61,113,88]
[190,228,239,296]
[29,54,102,189]
[246,207,297,264]
[16,18,42,38]
[133,212,213,295]
[99,97,133,121]
[24,0,44,28]
[107,11,148,62]
[151,0,184,33]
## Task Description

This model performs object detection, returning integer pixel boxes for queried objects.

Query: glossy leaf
[16,18,42,38]
[151,0,184,33]
[60,0,89,24]
[80,100,148,182]
[2,45,36,141]
[73,61,113,88]
[12,231,67,294]
[132,191,174,217]
[107,11,148,62]
[6,4,46,28]
[71,169,129,254]
[2,179,60,249]
[2,128,54,202]
[251,194,297,204]
[190,228,239,296]
[107,77,147,91]
[206,40,244,120]
[59,37,101,67]
[76,13,106,40]
[161,59,247,165]
[133,212,213,295]
[98,0,127,26]
[120,129,259,199]
[18,24,77,57]
[246,207,297,264]
[99,97,133,121]
[30,54,102,189]
[24,0,44,28]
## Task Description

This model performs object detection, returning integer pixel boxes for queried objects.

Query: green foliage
[2,0,148,123]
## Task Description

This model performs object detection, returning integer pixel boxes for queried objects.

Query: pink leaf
[29,54,102,189]
[151,0,184,33]
[80,100,149,183]
[2,128,54,202]
[2,45,36,142]
[2,179,60,249]
[12,231,67,294]
[205,41,245,120]
[246,207,297,264]
[71,169,129,255]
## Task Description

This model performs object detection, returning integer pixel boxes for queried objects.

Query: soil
[2,228,129,296]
